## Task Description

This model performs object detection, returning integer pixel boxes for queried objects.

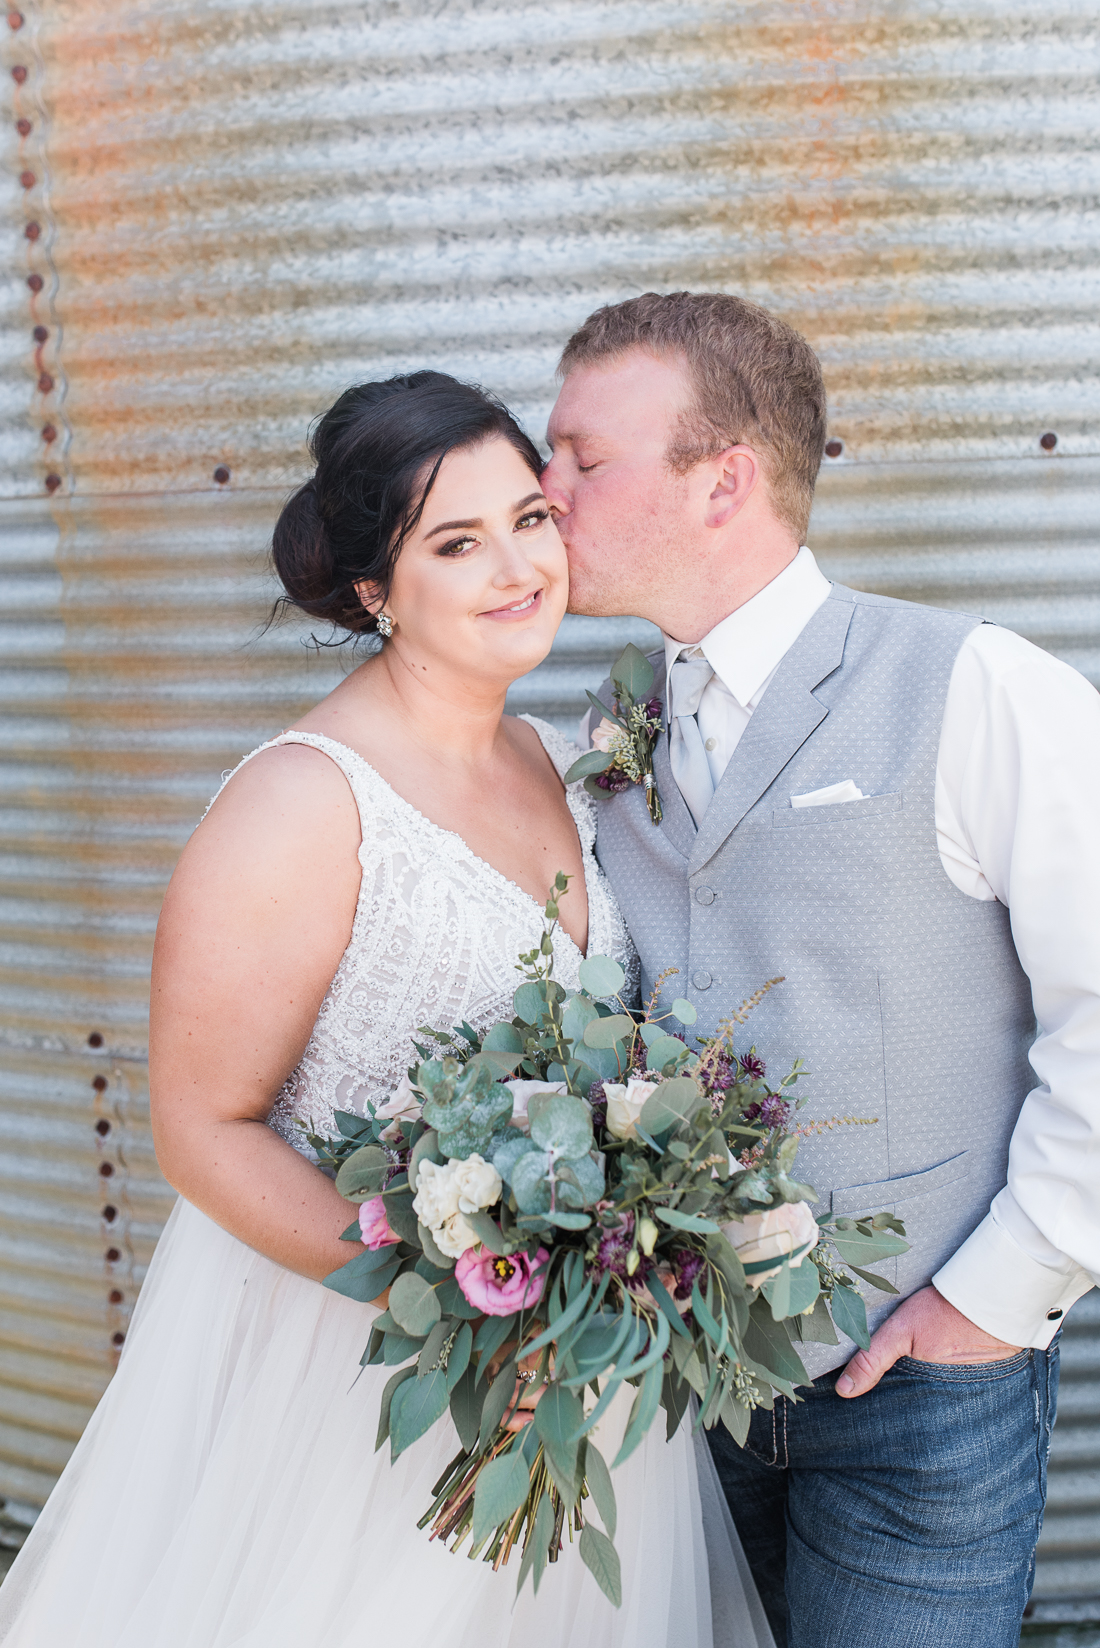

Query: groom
[541,292,1100,1647]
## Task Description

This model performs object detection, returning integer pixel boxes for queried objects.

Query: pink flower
[455,1245,549,1317]
[358,1195,399,1251]
[590,716,622,754]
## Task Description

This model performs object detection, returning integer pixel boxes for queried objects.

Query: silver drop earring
[376,611,394,638]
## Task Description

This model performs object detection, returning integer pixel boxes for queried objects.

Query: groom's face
[542,349,695,619]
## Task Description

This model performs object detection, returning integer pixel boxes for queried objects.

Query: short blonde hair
[559,291,827,541]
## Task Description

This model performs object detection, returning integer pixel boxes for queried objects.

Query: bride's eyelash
[515,508,549,529]
[438,536,478,557]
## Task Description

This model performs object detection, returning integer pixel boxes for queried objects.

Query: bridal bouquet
[314,877,907,1607]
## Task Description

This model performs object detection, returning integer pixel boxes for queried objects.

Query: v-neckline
[270,724,593,961]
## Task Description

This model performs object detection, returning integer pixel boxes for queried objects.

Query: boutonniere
[565,643,663,824]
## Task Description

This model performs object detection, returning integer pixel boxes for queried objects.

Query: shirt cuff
[933,1211,1094,1348]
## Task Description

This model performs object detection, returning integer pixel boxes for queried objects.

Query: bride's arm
[149,744,370,1284]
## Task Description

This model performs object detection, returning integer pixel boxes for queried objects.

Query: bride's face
[374,437,568,686]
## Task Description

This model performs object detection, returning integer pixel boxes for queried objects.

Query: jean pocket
[896,1348,1033,1382]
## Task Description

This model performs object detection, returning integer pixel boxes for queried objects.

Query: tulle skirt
[0,1198,773,1648]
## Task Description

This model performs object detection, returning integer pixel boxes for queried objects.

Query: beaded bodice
[221,717,638,1155]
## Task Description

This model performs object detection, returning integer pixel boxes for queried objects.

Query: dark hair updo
[272,371,544,637]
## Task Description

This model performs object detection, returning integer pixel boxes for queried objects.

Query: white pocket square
[790,780,866,809]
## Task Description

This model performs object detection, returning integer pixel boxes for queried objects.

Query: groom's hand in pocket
[835,1285,1023,1397]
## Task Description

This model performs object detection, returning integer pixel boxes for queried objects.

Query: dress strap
[202,731,378,830]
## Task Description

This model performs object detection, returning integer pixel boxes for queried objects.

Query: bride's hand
[485,1336,550,1431]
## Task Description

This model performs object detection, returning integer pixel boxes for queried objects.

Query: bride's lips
[479,588,544,622]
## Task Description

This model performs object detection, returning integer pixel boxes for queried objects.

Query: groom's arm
[839,624,1100,1397]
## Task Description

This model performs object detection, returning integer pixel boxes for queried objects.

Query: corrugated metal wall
[0,0,1098,1609]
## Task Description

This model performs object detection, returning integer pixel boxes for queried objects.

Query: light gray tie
[668,653,715,827]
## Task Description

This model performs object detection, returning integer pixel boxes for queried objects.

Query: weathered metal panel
[0,0,1097,1607]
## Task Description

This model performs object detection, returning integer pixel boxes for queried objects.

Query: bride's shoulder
[515,714,583,784]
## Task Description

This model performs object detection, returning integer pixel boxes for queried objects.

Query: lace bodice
[220,717,639,1155]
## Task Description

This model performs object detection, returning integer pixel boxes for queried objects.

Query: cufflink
[1047,1308,1063,1321]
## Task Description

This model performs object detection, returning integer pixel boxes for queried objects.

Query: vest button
[694,885,715,905]
[692,970,712,991]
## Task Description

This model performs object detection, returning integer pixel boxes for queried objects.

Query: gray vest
[594,584,1037,1378]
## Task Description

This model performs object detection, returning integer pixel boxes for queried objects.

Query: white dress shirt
[589,547,1100,1345]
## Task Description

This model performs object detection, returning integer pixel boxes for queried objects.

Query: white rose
[451,1155,503,1214]
[603,1078,659,1142]
[590,716,621,754]
[721,1201,821,1287]
[411,1158,462,1228]
[374,1073,422,1140]
[504,1079,567,1133]
[432,1211,480,1259]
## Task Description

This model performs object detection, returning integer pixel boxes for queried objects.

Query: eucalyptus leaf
[579,1523,622,1607]
[491,1131,540,1185]
[529,1093,594,1158]
[612,1358,663,1468]
[389,1367,449,1460]
[743,1300,809,1387]
[383,1331,427,1365]
[466,1049,525,1080]
[375,1364,416,1453]
[610,642,655,705]
[582,1012,635,1049]
[670,998,698,1025]
[829,1282,871,1350]
[578,954,626,999]
[322,1247,400,1303]
[481,1021,524,1053]
[562,994,600,1044]
[513,981,549,1023]
[582,1441,617,1537]
[389,1271,443,1339]
[416,1221,455,1271]
[718,1392,752,1448]
[555,1150,605,1205]
[640,1077,706,1136]
[653,1206,720,1234]
[417,1318,454,1379]
[449,1364,484,1450]
[479,1359,519,1448]
[334,1144,390,1202]
[408,1129,444,1192]
[643,1035,692,1075]
[381,1189,420,1245]
[535,1382,584,1500]
[511,1149,553,1215]
[516,1493,555,1600]
[846,1263,899,1296]
[472,1450,532,1549]
[563,748,615,781]
[435,1276,483,1320]
[445,1321,473,1390]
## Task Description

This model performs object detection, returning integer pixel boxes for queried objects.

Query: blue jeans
[707,1345,1059,1648]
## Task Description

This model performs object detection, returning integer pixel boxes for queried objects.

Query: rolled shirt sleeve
[931,624,1100,1344]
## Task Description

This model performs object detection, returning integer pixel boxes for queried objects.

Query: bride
[0,372,772,1648]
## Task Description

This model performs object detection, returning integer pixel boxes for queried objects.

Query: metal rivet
[41,423,56,443]
[111,1331,125,1346]
[213,465,230,484]
[105,1247,121,1263]
[15,116,30,135]
[825,439,844,459]
[37,371,53,392]
[87,1031,103,1048]
[1040,432,1057,452]
[10,63,26,82]
[32,323,47,343]
[19,169,33,189]
[8,11,24,29]
[92,1076,108,1094]
[102,1205,117,1222]
[95,1117,110,1134]
[694,886,715,905]
[23,221,39,240]
[109,1289,123,1305]
[692,970,712,990]
[45,473,61,492]
[98,1162,114,1178]
[26,271,42,292]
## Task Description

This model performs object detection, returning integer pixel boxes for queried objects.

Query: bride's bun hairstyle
[272,371,543,636]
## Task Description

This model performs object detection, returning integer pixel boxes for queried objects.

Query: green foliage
[579,1523,622,1607]
[389,1369,449,1460]
[334,1144,390,1202]
[388,1272,442,1339]
[472,1451,532,1549]
[577,954,626,998]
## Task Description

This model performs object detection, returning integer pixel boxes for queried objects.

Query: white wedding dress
[0,719,773,1648]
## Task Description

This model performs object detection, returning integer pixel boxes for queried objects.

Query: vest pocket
[828,1151,971,1288]
[772,791,903,826]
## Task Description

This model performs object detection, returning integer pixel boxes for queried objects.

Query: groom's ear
[702,445,760,528]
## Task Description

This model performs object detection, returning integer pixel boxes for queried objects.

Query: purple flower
[589,1211,635,1279]
[594,770,631,794]
[644,697,663,721]
[671,1248,704,1301]
[759,1095,792,1129]
[739,1051,766,1081]
[588,1079,608,1131]
[708,1049,737,1092]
